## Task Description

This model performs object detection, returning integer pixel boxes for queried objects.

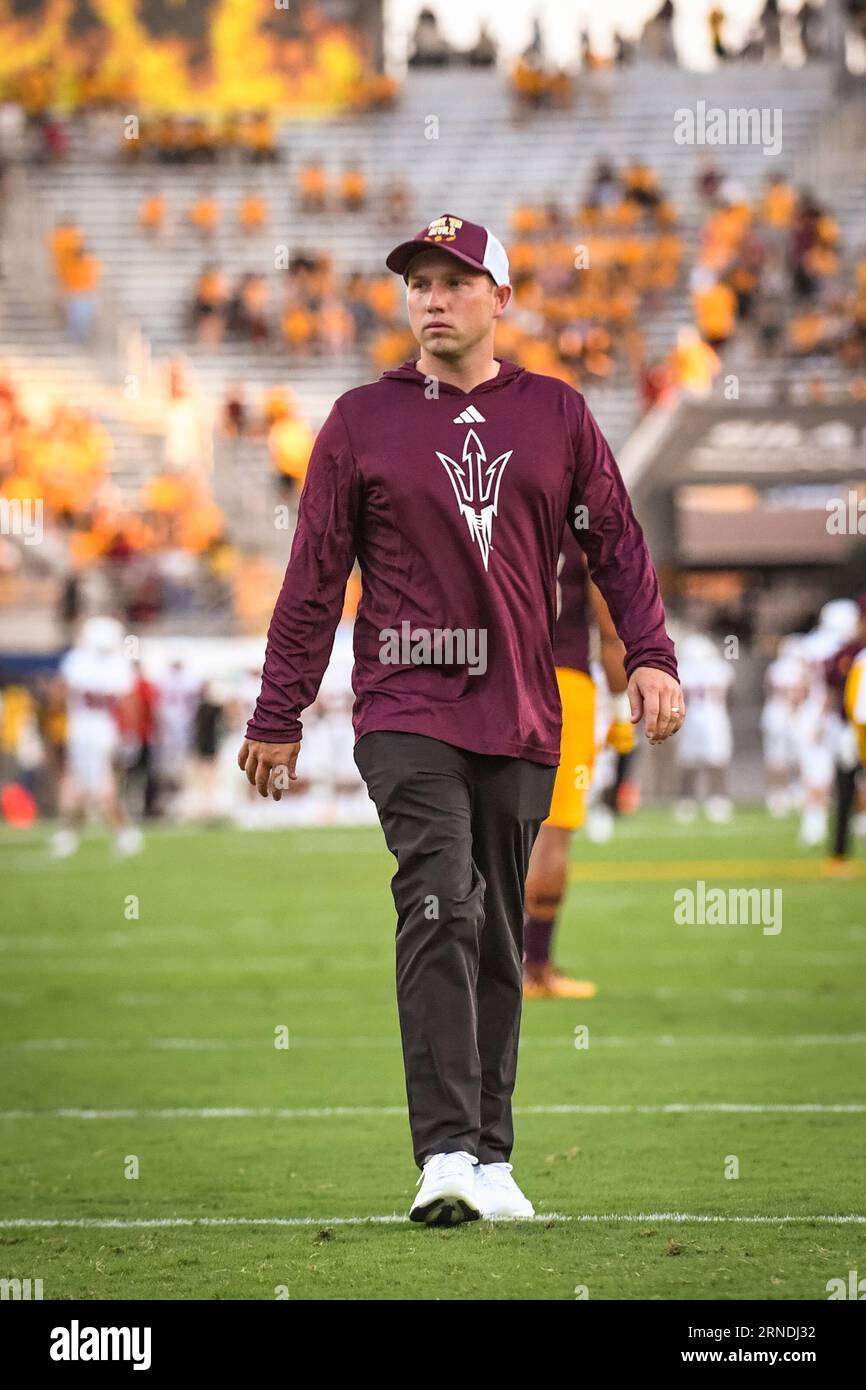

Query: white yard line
[1,1102,865,1120]
[0,1213,863,1229]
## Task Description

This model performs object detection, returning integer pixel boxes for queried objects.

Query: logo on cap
[425,215,463,244]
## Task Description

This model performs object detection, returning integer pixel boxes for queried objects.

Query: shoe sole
[409,1195,481,1227]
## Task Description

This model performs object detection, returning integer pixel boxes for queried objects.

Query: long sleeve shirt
[245,356,678,766]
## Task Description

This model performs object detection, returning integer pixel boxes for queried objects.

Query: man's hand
[237,739,300,800]
[627,667,685,744]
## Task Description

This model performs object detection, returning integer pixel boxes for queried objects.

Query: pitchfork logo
[437,426,512,572]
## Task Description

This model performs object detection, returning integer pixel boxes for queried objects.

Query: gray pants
[353,731,557,1168]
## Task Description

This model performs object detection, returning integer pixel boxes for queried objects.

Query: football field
[2,810,865,1301]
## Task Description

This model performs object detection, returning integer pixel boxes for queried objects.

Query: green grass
[1,809,864,1300]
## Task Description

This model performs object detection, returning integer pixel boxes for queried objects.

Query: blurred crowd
[621,596,866,868]
[0,376,110,519]
[129,163,865,408]
[506,0,863,111]
[760,596,866,859]
[691,167,866,370]
[497,158,682,389]
[136,168,410,242]
[4,596,866,849]
[191,255,398,356]
[120,114,281,166]
[0,364,273,634]
[0,5,397,135]
[2,0,865,846]
[219,384,315,497]
[0,618,374,838]
[47,219,102,343]
[169,157,684,388]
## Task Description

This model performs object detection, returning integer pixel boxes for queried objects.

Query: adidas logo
[453,405,485,425]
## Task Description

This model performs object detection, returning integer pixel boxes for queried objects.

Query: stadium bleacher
[1,53,864,662]
[3,61,857,565]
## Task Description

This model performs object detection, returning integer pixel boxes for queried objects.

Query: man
[128,658,160,819]
[238,213,684,1226]
[153,658,202,819]
[826,596,866,865]
[844,625,866,774]
[523,527,636,1000]
[52,615,142,858]
[795,602,860,848]
[672,632,735,824]
[761,636,807,818]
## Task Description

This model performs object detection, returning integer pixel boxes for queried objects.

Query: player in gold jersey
[523,527,635,1000]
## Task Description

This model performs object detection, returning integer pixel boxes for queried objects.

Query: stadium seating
[18,63,845,436]
[2,57,861,648]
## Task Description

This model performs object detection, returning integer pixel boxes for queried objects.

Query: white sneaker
[585,805,614,843]
[409,1151,481,1226]
[799,807,827,847]
[115,826,144,857]
[474,1162,535,1219]
[704,795,734,824]
[50,829,80,859]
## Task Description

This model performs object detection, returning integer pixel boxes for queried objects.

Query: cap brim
[385,240,492,280]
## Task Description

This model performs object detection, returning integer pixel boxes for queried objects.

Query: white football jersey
[155,667,202,753]
[60,647,135,749]
[676,651,734,768]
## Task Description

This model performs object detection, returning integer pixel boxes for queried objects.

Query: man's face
[405,249,509,359]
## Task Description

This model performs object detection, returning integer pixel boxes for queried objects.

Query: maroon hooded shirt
[246,356,677,766]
